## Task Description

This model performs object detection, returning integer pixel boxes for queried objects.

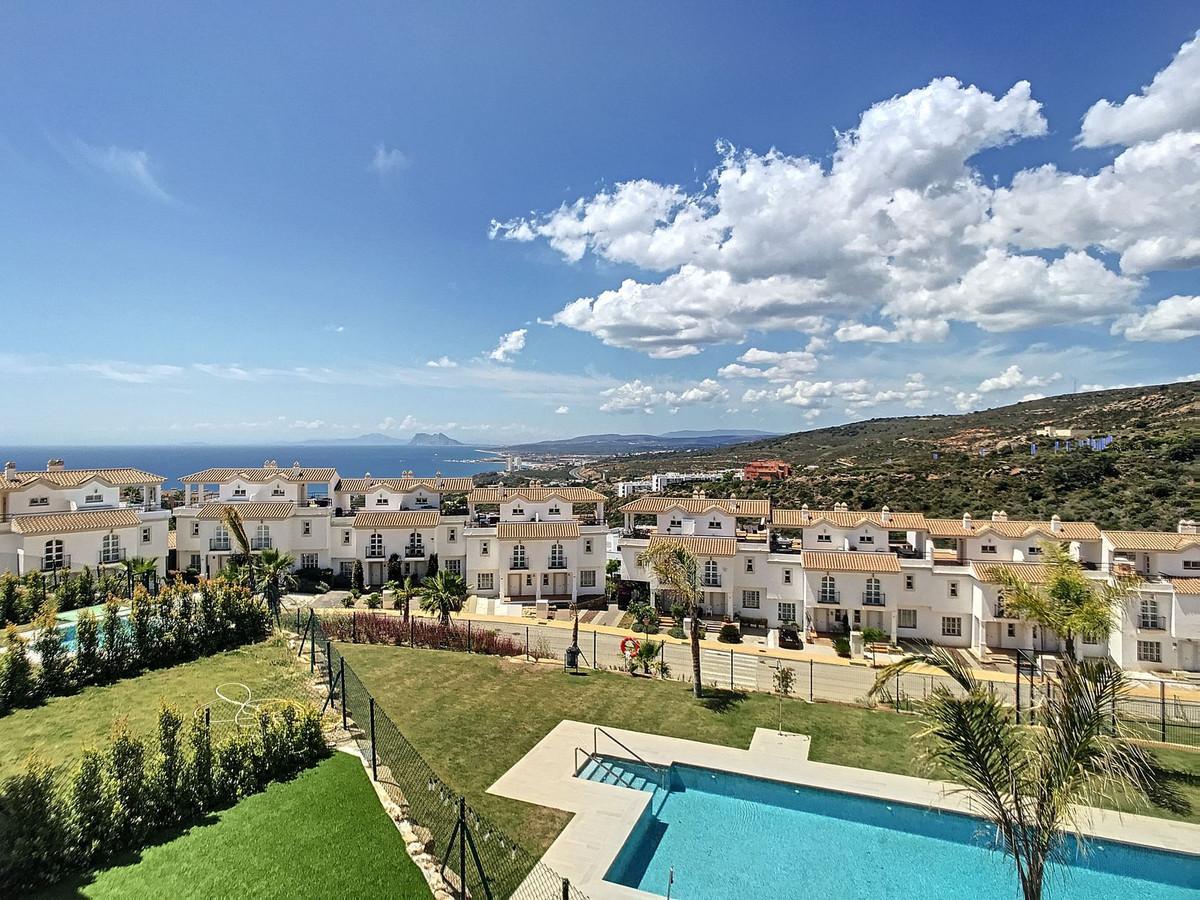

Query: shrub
[181,717,214,814]
[351,560,365,593]
[316,613,523,657]
[717,622,742,644]
[33,601,71,697]
[0,626,34,713]
[74,609,102,686]
[108,721,148,845]
[833,636,852,657]
[341,594,356,608]
[668,624,685,639]
[0,572,20,626]
[0,757,64,890]
[366,593,382,610]
[861,626,888,644]
[67,748,113,865]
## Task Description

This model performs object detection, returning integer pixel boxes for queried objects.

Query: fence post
[326,641,333,705]
[352,611,357,643]
[809,659,814,702]
[730,649,734,691]
[1015,666,1021,725]
[1161,680,1167,743]
[410,614,415,647]
[369,697,378,781]
[526,625,530,660]
[467,619,472,653]
[562,877,570,900]
[309,610,316,672]
[204,706,211,730]
[593,628,598,668]
[340,657,348,730]
[458,797,468,900]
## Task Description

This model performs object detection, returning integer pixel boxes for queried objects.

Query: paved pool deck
[488,720,1200,900]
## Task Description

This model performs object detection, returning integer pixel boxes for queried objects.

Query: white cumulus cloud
[600,378,728,414]
[1113,295,1200,342]
[488,329,527,363]
[369,143,410,175]
[977,365,1062,393]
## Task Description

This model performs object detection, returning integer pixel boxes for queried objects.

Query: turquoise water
[579,756,1200,899]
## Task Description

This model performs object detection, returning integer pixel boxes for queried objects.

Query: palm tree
[397,574,417,621]
[636,542,703,698]
[993,541,1138,658]
[132,557,158,594]
[257,548,296,623]
[870,647,1185,900]
[221,506,256,593]
[418,570,467,626]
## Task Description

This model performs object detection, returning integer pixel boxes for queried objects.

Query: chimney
[801,503,810,523]
[3,461,15,481]
[880,505,892,525]
[47,458,65,472]
[291,461,301,476]
[962,512,973,530]
[1179,519,1199,535]
[1050,514,1062,534]
[991,510,1007,522]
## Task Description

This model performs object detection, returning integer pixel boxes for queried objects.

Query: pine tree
[32,600,71,697]
[73,609,102,686]
[0,625,35,712]
[67,748,114,865]
[108,720,146,847]
[351,559,365,593]
[101,598,129,678]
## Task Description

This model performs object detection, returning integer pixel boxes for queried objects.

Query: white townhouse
[466,486,608,610]
[0,459,169,578]
[174,461,473,585]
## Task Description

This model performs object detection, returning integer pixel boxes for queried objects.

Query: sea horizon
[0,444,506,488]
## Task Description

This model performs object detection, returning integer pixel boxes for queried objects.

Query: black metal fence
[296,609,586,900]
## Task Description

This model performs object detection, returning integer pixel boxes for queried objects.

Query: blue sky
[1,3,1197,445]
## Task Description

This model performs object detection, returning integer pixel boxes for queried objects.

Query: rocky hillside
[594,381,1199,530]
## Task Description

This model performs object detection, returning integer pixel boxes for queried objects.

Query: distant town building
[616,479,654,498]
[651,471,726,492]
[1035,427,1083,439]
[743,459,793,481]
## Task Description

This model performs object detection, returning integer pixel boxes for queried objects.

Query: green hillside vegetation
[596,381,1199,530]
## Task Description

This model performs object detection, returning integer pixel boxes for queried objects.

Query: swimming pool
[579,756,1200,899]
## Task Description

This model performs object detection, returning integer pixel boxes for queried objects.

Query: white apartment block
[0,459,169,578]
[465,486,608,612]
[617,495,1200,673]
[174,462,473,586]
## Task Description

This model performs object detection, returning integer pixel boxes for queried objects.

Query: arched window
[512,544,526,569]
[820,574,837,603]
[101,533,121,564]
[408,531,424,552]
[254,524,271,549]
[549,543,565,568]
[1139,597,1161,628]
[703,559,719,586]
[864,576,882,604]
[44,539,65,569]
[369,532,384,557]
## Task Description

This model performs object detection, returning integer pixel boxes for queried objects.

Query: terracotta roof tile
[11,508,142,535]
[620,496,770,516]
[646,534,739,558]
[800,550,901,573]
[470,487,605,503]
[1103,531,1200,552]
[197,502,296,521]
[336,476,474,493]
[179,466,338,484]
[496,521,581,540]
[0,467,165,491]
[353,511,441,529]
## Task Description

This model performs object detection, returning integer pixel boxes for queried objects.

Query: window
[549,543,566,568]
[477,572,494,590]
[415,495,428,506]
[816,532,831,543]
[141,527,151,544]
[350,494,366,510]
[1139,597,1162,629]
[254,524,271,548]
[980,544,997,554]
[189,554,201,571]
[584,538,593,554]
[1026,545,1043,556]
[1007,623,1016,638]
[302,520,312,536]
[898,609,917,629]
[863,577,883,604]
[548,506,561,516]
[368,533,384,557]
[446,559,462,575]
[1082,634,1099,645]
[948,581,959,598]
[782,568,792,585]
[375,497,389,506]
[342,530,351,545]
[580,570,596,588]
[43,539,65,568]
[447,527,457,543]
[101,533,121,564]
[1183,560,1199,571]
[904,574,914,591]
[742,590,760,609]
[191,521,200,537]
[340,561,355,578]
[408,531,424,552]
[708,519,722,530]
[512,544,527,569]
[272,487,286,497]
[703,559,720,586]
[669,518,682,530]
[480,541,489,556]
[941,616,962,637]
[213,525,230,549]
[29,496,48,507]
[859,534,874,545]
[745,557,755,573]
[542,573,550,587]
[1136,640,1162,663]
[301,553,318,569]
[85,490,103,504]
[511,506,524,517]
[778,602,797,623]
[819,574,837,603]
[232,487,247,498]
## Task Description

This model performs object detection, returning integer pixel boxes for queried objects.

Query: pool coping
[487,720,1200,900]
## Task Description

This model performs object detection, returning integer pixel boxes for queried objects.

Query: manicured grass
[0,637,314,779]
[41,752,430,899]
[340,644,1200,855]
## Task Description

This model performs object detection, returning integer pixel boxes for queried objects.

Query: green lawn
[0,637,314,780]
[340,643,1200,855]
[40,751,430,899]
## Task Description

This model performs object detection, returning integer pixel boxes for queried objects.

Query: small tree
[0,625,35,712]
[74,608,102,686]
[32,600,71,697]
[101,597,129,678]
[351,559,365,594]
[426,552,438,578]
[637,543,704,698]
[772,665,795,735]
[67,748,114,865]
[109,719,147,846]
[0,572,20,626]
[418,570,467,626]
[130,585,154,669]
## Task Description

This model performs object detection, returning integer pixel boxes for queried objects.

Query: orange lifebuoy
[620,636,640,656]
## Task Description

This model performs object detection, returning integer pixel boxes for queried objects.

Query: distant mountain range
[501,430,778,455]
[300,432,464,447]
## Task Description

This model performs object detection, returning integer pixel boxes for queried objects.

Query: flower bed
[318,613,523,657]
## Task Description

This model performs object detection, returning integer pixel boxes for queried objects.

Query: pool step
[581,758,659,793]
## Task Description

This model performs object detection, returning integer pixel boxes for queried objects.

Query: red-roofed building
[743,459,792,481]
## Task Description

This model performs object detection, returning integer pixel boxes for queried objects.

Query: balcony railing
[99,548,127,565]
[548,560,567,570]
[1139,615,1167,631]
[404,546,425,558]
[862,592,886,607]
[510,559,528,570]
[251,538,272,550]
[210,539,232,551]
[701,577,722,588]
[42,555,71,571]
[365,547,387,559]
[817,590,840,604]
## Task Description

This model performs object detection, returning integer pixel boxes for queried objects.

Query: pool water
[579,756,1200,899]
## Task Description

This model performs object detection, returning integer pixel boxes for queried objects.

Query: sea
[1,445,506,488]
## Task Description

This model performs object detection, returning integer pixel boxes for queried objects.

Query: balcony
[365,547,387,559]
[1138,615,1167,631]
[548,559,567,570]
[510,559,528,570]
[251,538,273,550]
[98,548,127,565]
[41,555,71,572]
[817,590,840,605]
[404,546,426,558]
[210,539,232,552]
[701,577,722,588]
[862,592,887,607]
